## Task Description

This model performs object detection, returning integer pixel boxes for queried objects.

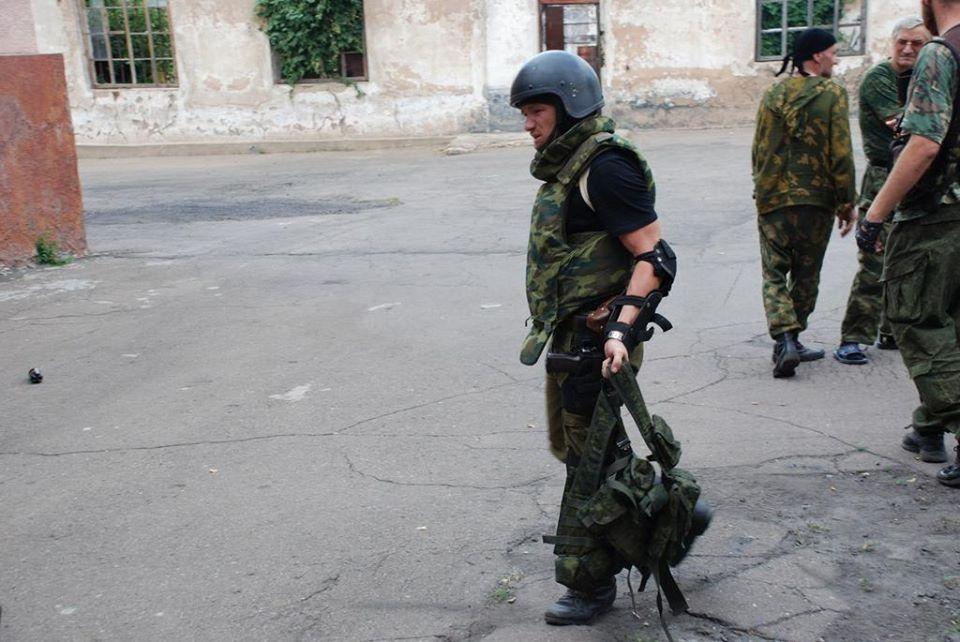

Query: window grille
[80,0,178,87]
[756,0,866,61]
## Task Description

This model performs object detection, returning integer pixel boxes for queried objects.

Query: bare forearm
[614,220,663,325]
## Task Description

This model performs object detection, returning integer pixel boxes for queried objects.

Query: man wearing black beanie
[752,27,857,378]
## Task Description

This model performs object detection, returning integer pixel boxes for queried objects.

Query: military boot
[901,427,947,463]
[670,499,713,566]
[937,443,960,488]
[772,332,800,378]
[544,578,616,625]
[794,335,825,362]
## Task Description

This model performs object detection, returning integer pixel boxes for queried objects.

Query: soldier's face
[813,44,840,78]
[892,26,931,70]
[521,102,557,150]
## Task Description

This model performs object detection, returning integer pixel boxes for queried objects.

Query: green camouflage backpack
[543,363,705,637]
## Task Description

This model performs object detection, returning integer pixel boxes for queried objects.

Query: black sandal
[834,342,868,365]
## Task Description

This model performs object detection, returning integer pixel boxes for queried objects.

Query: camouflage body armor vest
[520,116,653,365]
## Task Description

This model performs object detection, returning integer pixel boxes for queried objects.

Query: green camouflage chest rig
[544,363,703,639]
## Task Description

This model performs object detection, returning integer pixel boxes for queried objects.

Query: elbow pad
[635,239,677,296]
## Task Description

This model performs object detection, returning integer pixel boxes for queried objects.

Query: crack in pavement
[0,379,543,458]
[662,399,905,468]
[343,453,554,491]
[300,573,341,602]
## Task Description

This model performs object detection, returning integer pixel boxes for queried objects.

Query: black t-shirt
[565,148,658,236]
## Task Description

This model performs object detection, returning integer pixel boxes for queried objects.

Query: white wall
[26,0,933,144]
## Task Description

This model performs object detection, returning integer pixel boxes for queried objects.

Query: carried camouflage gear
[897,37,960,220]
[521,116,653,365]
[544,364,702,629]
[882,209,960,438]
[752,76,856,216]
[840,211,892,344]
[758,206,833,338]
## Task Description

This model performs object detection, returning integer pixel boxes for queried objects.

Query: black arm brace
[604,240,677,346]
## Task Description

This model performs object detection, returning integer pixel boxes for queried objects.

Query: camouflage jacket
[897,37,960,221]
[520,116,650,365]
[751,76,856,215]
[858,61,900,208]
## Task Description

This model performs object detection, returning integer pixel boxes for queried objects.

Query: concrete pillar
[0,54,87,265]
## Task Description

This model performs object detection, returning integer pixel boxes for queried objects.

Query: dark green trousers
[758,205,834,338]
[882,210,960,437]
[840,210,893,344]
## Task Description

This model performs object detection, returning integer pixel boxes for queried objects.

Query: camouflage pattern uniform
[752,76,857,338]
[884,41,960,439]
[840,61,899,345]
[520,115,648,461]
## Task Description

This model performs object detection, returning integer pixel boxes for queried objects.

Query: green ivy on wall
[255,0,364,84]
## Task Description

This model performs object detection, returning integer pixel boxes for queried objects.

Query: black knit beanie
[776,28,838,76]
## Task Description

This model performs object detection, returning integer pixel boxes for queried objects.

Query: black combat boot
[937,443,960,488]
[670,499,714,566]
[544,578,616,625]
[901,427,947,463]
[794,335,825,362]
[772,332,800,378]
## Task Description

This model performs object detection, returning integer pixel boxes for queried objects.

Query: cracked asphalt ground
[2,126,959,642]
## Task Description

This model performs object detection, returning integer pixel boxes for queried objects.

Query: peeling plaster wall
[33,0,489,144]
[27,0,938,144]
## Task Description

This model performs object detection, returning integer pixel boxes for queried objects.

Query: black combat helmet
[510,50,603,118]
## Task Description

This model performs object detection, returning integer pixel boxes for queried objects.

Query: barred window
[80,0,178,87]
[756,0,866,61]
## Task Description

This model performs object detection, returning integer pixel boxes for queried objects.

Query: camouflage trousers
[544,327,643,462]
[757,205,834,339]
[839,209,893,344]
[882,210,960,438]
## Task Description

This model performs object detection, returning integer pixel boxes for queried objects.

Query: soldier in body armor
[834,18,930,365]
[510,51,709,626]
[752,28,857,378]
[858,0,960,485]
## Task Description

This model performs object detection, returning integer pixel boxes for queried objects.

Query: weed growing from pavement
[35,236,71,266]
[489,570,523,604]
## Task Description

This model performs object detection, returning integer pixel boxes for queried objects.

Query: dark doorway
[539,1,601,78]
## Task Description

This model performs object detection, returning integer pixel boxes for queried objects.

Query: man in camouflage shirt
[858,0,960,485]
[752,28,856,378]
[835,18,930,366]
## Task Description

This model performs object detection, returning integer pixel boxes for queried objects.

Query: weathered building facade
[13,0,918,146]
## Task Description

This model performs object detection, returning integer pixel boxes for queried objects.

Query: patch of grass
[489,570,523,604]
[859,577,874,593]
[944,576,960,590]
[807,522,830,534]
[860,541,876,553]
[35,235,72,266]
